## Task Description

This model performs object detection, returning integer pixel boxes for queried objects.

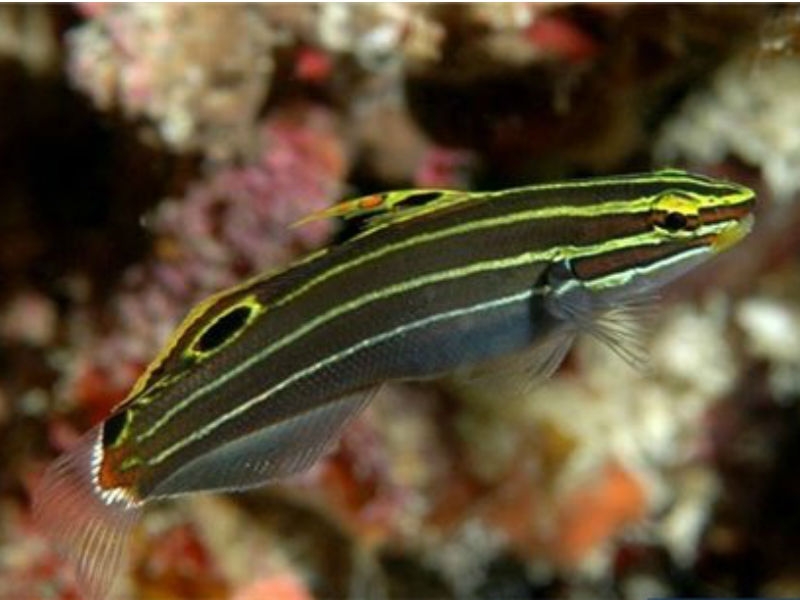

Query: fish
[31,170,755,598]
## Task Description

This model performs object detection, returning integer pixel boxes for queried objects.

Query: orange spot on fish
[359,195,384,210]
[97,447,139,492]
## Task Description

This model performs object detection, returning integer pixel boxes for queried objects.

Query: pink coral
[68,4,275,159]
[525,12,600,64]
[414,147,477,189]
[70,106,346,418]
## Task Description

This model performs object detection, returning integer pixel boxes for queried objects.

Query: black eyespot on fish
[102,409,130,448]
[402,191,442,207]
[195,306,252,353]
[663,212,689,232]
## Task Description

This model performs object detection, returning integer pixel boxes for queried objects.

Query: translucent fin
[516,329,577,383]
[583,297,656,372]
[457,329,577,393]
[292,189,470,230]
[551,287,658,373]
[151,389,378,498]
[32,426,140,600]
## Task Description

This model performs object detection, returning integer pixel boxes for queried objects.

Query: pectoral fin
[544,260,656,372]
[579,298,655,372]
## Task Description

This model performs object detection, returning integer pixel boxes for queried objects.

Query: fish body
[32,170,755,597]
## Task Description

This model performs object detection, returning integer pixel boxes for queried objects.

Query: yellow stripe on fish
[32,169,756,599]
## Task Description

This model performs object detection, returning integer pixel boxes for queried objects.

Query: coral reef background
[2,4,800,599]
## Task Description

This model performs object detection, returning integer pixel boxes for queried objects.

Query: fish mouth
[711,214,754,253]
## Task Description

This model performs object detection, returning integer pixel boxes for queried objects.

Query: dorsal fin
[293,188,473,232]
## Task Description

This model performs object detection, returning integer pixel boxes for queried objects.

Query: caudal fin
[32,426,140,599]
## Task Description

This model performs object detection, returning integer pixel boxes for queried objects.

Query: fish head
[568,170,756,300]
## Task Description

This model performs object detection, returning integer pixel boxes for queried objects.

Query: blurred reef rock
[2,4,800,599]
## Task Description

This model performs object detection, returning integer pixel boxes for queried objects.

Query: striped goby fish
[32,170,755,598]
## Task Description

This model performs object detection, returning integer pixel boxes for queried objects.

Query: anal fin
[150,388,379,498]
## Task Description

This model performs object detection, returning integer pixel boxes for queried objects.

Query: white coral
[67,5,274,159]
[657,55,800,201]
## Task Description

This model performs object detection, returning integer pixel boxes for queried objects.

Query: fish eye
[194,305,253,354]
[651,192,699,234]
[663,211,689,232]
